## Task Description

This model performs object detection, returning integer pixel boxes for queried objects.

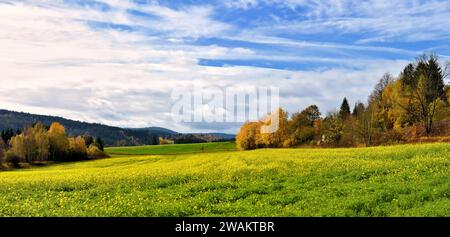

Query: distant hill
[0,109,235,146]
[0,109,160,146]
[127,127,178,136]
[128,129,236,141]
[206,133,237,140]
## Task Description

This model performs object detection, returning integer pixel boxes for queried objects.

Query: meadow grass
[105,141,236,156]
[0,142,449,217]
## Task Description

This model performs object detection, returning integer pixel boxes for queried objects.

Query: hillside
[0,143,448,216]
[0,109,235,146]
[128,127,178,135]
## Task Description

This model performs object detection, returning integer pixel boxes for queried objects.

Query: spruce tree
[94,137,104,151]
[339,98,351,120]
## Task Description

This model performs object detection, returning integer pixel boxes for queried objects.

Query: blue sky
[0,0,449,133]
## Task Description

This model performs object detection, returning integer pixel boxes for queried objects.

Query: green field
[105,141,236,156]
[0,142,449,217]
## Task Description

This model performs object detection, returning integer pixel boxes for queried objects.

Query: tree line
[0,122,108,169]
[237,54,450,150]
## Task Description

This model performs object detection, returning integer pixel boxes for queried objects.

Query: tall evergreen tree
[1,128,15,143]
[424,55,446,103]
[94,137,105,151]
[339,98,351,120]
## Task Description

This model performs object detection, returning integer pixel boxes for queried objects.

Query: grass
[105,141,236,156]
[0,142,449,217]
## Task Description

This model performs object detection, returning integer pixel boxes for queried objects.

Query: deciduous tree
[48,122,69,161]
[289,105,321,145]
[260,108,289,148]
[236,122,262,150]
[68,136,87,160]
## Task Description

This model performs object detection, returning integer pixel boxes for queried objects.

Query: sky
[0,0,449,133]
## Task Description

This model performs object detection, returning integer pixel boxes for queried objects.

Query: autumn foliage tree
[289,105,321,146]
[260,108,290,148]
[236,108,291,150]
[68,136,88,160]
[48,122,69,161]
[236,121,262,150]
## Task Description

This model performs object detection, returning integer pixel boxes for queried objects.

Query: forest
[237,54,450,150]
[0,122,107,169]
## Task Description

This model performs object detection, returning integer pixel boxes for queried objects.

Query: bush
[159,137,174,145]
[371,129,405,145]
[385,130,405,144]
[87,145,109,159]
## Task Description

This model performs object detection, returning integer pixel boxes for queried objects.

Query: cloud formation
[0,0,448,133]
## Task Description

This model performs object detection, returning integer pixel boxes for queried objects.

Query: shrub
[159,137,174,145]
[87,145,109,159]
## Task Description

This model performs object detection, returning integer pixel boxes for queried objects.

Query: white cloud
[0,1,444,134]
[225,0,259,9]
[136,5,232,39]
[225,0,450,43]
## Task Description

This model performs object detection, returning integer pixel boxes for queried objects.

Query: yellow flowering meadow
[0,142,449,217]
